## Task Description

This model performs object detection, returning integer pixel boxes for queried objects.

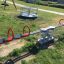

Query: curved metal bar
[7,28,14,41]
[59,19,64,26]
[2,0,17,10]
[23,25,30,35]
[12,0,17,10]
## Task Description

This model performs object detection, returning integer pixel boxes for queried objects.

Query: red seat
[7,36,13,42]
[23,33,29,37]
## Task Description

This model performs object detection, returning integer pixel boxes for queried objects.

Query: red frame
[7,28,14,42]
[0,26,30,45]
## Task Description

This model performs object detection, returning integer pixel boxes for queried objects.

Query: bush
[58,33,64,42]
[25,35,36,42]
[0,56,8,62]
[20,42,38,54]
[36,1,49,6]
[9,42,35,57]
[21,42,35,52]
[21,60,27,64]
[48,2,58,4]
[9,49,20,57]
[49,4,64,9]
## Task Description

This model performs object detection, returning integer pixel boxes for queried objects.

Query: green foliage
[36,1,49,6]
[58,33,64,42]
[21,42,35,52]
[9,48,20,57]
[28,48,64,64]
[55,33,64,49]
[25,35,36,42]
[21,60,27,64]
[49,2,58,4]
[0,56,9,62]
[31,24,36,27]
[9,42,35,57]
[49,4,64,9]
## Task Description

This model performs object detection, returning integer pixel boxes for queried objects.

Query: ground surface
[0,39,25,57]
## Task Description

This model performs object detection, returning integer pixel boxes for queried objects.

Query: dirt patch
[48,45,55,49]
[0,39,26,57]
[51,16,64,25]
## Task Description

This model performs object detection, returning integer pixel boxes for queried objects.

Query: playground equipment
[0,19,64,45]
[1,0,38,19]
[18,7,38,19]
[18,0,38,19]
[1,0,9,6]
[0,26,30,44]
[1,0,16,10]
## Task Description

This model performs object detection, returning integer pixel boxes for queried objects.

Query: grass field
[0,1,63,37]
[0,1,64,64]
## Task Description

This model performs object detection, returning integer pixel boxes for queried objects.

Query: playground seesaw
[0,19,64,45]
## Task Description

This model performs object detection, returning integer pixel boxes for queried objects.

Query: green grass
[28,49,64,64]
[27,39,64,64]
[0,1,61,37]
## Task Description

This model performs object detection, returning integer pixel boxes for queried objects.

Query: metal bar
[13,52,31,63]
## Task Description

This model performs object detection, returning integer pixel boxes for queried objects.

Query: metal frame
[1,0,17,10]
